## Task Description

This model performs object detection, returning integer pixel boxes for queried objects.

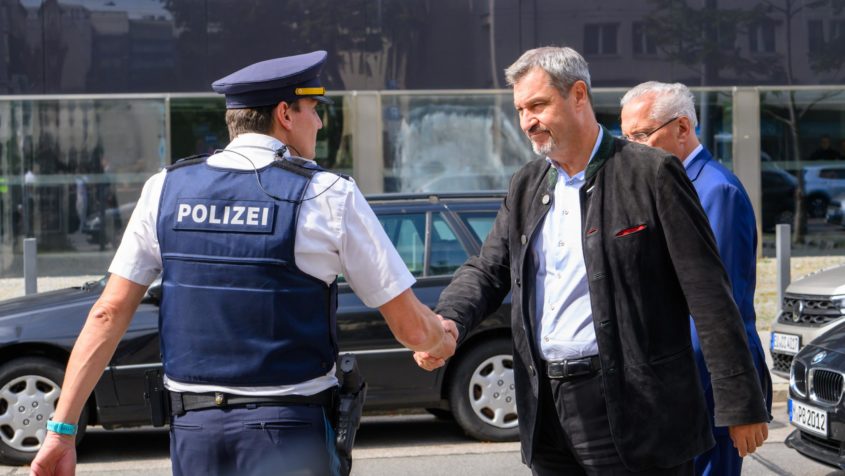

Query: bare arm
[30,275,148,476]
[378,288,456,360]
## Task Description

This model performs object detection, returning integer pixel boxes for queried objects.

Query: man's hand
[30,432,76,476]
[414,316,458,371]
[729,422,768,457]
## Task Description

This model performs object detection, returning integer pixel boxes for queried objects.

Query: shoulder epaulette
[165,154,209,171]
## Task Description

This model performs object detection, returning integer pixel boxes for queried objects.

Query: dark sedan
[0,193,516,466]
[785,322,845,470]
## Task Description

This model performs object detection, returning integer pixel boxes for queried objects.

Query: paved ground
[3,404,838,475]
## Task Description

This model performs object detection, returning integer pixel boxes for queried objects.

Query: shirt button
[563,210,569,215]
[558,240,565,247]
[550,305,556,310]
[544,337,550,342]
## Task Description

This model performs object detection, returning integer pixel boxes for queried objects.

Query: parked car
[0,193,515,466]
[770,265,845,378]
[826,195,844,225]
[804,164,845,218]
[785,324,845,470]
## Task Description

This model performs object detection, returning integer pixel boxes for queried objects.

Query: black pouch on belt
[144,368,171,427]
[335,354,368,476]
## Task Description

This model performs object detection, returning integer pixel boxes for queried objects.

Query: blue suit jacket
[687,147,773,436]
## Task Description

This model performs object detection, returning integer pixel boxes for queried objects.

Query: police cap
[212,50,332,109]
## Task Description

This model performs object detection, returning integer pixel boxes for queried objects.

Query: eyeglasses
[623,116,679,143]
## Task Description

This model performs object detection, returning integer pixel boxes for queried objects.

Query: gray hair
[505,46,592,99]
[620,81,698,129]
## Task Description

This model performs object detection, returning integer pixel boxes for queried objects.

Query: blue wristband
[46,420,77,436]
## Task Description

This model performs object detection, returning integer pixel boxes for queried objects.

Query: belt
[170,388,335,415]
[544,355,601,380]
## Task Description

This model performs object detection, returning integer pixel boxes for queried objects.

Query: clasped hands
[414,316,458,371]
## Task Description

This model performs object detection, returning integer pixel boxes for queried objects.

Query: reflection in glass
[0,98,166,277]
[382,93,532,193]
[760,89,845,251]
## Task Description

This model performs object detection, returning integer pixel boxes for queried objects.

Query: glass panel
[759,89,845,253]
[170,97,227,160]
[169,95,352,174]
[458,211,497,243]
[378,213,425,277]
[382,93,532,193]
[428,214,468,276]
[0,97,166,277]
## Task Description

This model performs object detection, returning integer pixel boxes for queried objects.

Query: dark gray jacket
[436,127,768,471]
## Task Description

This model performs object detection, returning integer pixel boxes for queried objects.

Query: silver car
[770,264,845,378]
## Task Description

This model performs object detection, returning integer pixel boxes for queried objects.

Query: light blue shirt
[532,126,603,361]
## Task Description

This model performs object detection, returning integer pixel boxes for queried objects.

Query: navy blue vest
[157,156,338,386]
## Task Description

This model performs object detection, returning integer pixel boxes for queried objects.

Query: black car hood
[808,322,845,353]
[0,282,103,323]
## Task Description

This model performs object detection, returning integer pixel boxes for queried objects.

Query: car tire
[448,339,519,442]
[0,357,88,465]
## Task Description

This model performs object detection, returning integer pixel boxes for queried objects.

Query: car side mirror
[145,281,162,304]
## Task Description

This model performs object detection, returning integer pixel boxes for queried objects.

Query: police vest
[157,155,339,386]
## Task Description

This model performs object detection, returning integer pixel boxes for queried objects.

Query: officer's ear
[274,101,294,131]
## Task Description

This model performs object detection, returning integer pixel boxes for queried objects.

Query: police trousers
[170,403,340,476]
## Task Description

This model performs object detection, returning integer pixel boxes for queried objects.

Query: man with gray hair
[415,47,769,474]
[620,81,771,476]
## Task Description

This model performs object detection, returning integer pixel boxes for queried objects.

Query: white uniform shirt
[532,126,602,361]
[109,133,415,396]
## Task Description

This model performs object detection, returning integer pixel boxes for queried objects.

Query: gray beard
[531,136,555,156]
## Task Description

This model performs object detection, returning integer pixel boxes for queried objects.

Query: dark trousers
[170,404,340,476]
[530,372,693,476]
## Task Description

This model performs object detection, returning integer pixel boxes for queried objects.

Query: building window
[749,21,776,54]
[632,22,657,55]
[584,23,619,55]
[808,20,824,52]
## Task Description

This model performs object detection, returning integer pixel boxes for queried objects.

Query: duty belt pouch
[144,368,171,427]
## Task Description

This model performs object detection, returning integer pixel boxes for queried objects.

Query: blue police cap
[212,50,332,109]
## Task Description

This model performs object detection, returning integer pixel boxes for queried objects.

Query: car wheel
[448,339,519,442]
[0,357,88,465]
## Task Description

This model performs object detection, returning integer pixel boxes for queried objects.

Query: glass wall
[0,86,839,278]
[0,97,166,277]
[759,88,845,255]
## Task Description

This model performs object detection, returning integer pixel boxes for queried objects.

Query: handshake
[413,315,458,371]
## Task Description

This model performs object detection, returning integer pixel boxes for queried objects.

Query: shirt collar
[682,144,704,169]
[546,125,603,182]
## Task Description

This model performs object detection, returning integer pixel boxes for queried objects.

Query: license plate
[771,332,801,354]
[790,399,828,437]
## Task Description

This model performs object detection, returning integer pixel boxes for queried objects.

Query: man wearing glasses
[620,81,772,476]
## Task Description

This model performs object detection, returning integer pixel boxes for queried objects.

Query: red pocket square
[615,224,647,237]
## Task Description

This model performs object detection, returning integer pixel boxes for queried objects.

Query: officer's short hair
[505,46,592,101]
[225,101,302,140]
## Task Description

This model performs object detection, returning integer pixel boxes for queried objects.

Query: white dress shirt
[532,126,603,361]
[682,144,704,169]
[109,133,415,395]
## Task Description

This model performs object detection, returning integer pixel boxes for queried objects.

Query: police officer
[30,51,457,476]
